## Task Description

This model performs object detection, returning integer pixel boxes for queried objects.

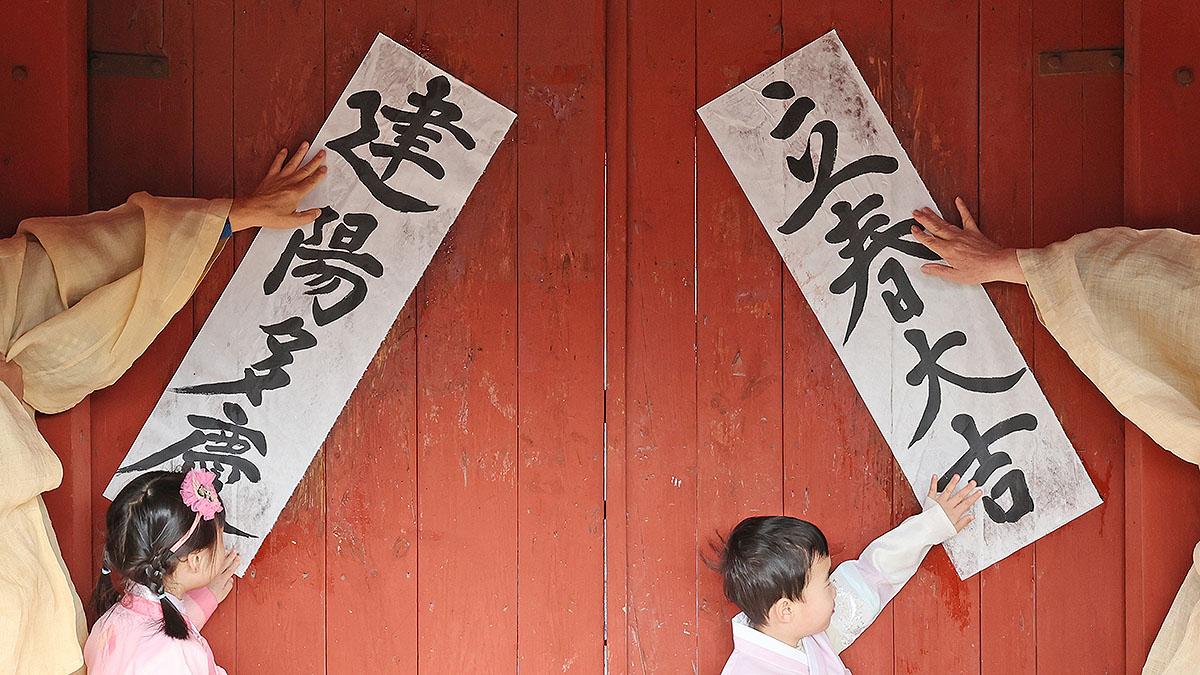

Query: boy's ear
[769,597,795,624]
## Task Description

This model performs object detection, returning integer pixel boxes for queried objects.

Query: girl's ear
[183,547,208,573]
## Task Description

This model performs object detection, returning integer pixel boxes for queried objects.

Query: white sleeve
[825,504,958,653]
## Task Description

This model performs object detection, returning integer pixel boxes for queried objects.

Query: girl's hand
[910,197,1027,286]
[227,142,328,232]
[929,473,984,532]
[208,548,240,603]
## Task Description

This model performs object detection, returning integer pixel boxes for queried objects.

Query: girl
[85,469,239,674]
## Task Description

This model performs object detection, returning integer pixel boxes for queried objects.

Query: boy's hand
[208,548,240,603]
[929,473,983,532]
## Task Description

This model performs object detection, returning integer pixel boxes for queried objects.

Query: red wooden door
[4,0,1199,672]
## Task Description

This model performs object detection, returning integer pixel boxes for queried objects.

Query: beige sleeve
[1017,226,1200,466]
[1,192,229,414]
[1017,227,1200,675]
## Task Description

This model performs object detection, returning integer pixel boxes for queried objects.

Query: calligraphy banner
[698,30,1100,579]
[104,33,516,573]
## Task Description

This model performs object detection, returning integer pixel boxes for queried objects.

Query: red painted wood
[191,0,239,663]
[86,0,198,630]
[604,0,631,669]
[1124,1,1200,669]
[0,0,87,230]
[979,1,1038,672]
[779,4,897,673]
[892,1,986,671]
[87,0,193,210]
[38,401,93,618]
[624,0,698,670]
[1,0,91,617]
[231,1,327,672]
[515,1,608,673]
[321,6,420,674]
[1032,0,1127,671]
[414,1,519,672]
[56,3,1197,672]
[695,2,784,673]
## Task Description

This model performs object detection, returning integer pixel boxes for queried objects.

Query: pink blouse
[84,583,225,675]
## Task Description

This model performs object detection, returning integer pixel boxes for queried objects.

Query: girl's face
[166,526,227,595]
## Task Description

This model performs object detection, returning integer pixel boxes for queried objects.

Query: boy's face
[762,554,837,645]
[801,555,836,632]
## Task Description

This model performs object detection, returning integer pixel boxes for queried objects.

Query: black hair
[92,470,225,639]
[713,515,829,627]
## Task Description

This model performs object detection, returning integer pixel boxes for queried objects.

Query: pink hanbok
[84,583,226,675]
[719,504,958,675]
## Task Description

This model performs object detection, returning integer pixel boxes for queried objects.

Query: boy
[717,474,981,674]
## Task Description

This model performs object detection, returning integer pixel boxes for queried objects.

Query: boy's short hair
[717,515,830,626]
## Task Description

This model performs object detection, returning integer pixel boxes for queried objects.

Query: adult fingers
[266,148,288,178]
[928,474,939,499]
[292,164,328,195]
[912,208,954,238]
[290,207,325,226]
[290,149,327,183]
[955,196,980,232]
[955,513,976,531]
[919,262,969,284]
[283,141,312,175]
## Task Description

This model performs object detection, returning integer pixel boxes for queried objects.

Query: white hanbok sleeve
[825,504,958,653]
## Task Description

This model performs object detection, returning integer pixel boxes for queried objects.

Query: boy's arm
[826,475,978,653]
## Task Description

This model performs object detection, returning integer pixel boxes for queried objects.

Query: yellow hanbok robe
[0,193,229,674]
[1018,226,1200,675]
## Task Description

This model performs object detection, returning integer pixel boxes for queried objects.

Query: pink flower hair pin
[170,469,224,553]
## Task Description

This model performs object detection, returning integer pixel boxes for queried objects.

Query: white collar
[127,581,188,615]
[731,612,808,660]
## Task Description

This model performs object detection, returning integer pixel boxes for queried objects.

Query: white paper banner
[698,30,1101,579]
[105,33,515,574]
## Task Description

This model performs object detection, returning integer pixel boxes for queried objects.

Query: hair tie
[100,567,111,575]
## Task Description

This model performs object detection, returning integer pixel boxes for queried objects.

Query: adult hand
[929,473,983,533]
[910,197,1027,285]
[207,547,240,603]
[227,142,328,232]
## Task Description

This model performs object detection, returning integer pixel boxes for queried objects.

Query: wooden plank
[1123,0,1200,669]
[191,0,237,662]
[1125,426,1200,671]
[37,402,93,620]
[230,1,326,672]
[321,5,419,673]
[695,2,784,673]
[979,0,1038,672]
[890,1,982,672]
[624,0,697,670]
[2,0,90,614]
[86,0,193,209]
[1032,0,1126,670]
[515,1,608,673]
[86,0,195,629]
[0,0,87,230]
[414,1,519,672]
[779,3,897,672]
[604,0,631,669]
